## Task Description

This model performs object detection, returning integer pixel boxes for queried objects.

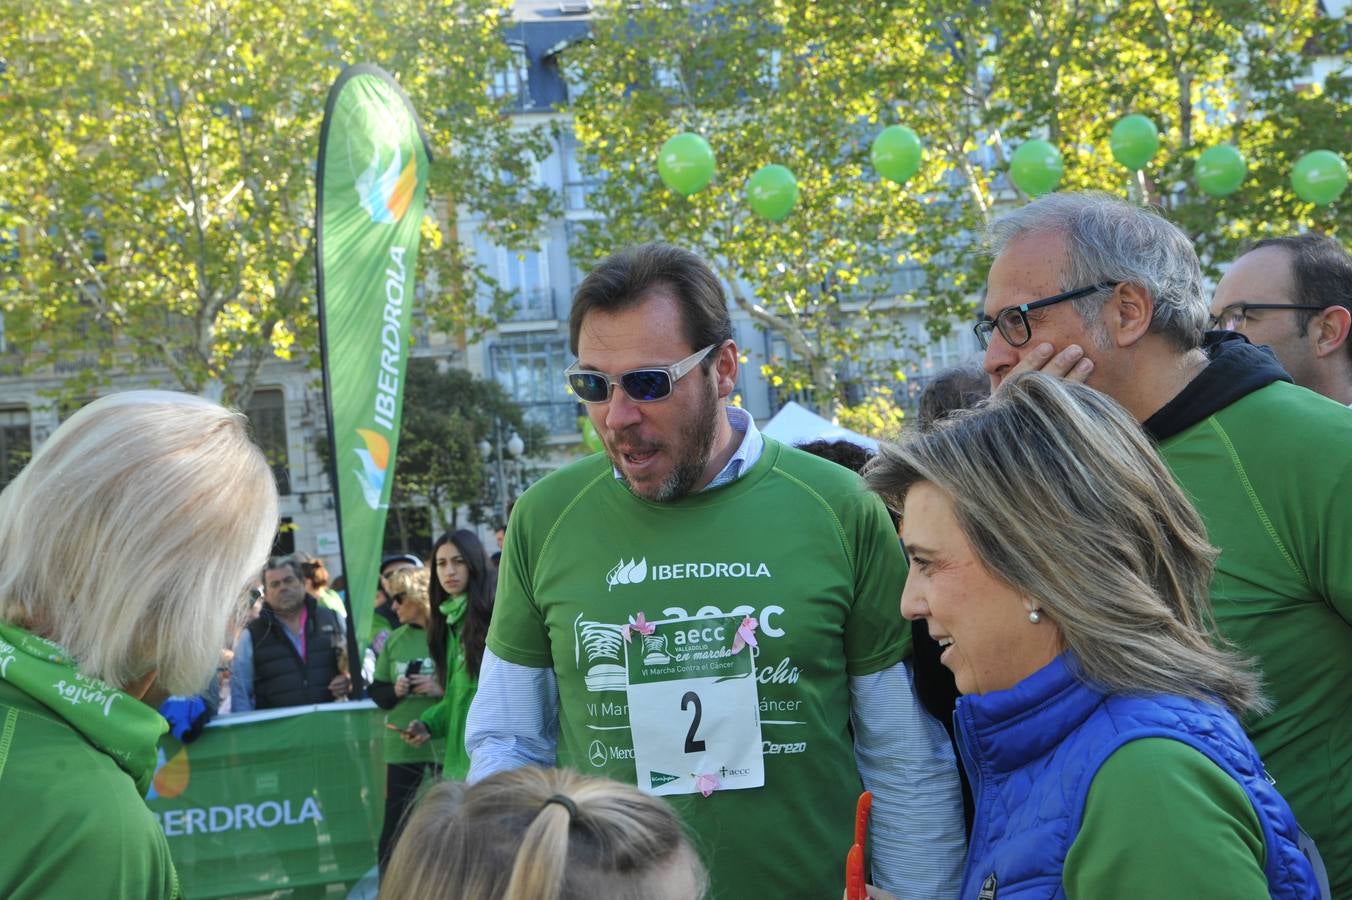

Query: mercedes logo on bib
[588,739,608,768]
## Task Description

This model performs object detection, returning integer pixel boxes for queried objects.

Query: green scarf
[425,593,477,779]
[440,593,467,628]
[0,621,167,796]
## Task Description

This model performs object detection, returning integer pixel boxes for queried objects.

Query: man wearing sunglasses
[466,243,965,899]
[977,191,1350,897]
[1210,234,1352,407]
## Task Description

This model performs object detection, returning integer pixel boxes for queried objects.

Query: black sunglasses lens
[620,369,672,402]
[569,372,611,402]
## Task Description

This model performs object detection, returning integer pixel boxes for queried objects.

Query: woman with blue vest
[863,373,1322,899]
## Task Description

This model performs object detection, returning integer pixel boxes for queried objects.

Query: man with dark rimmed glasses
[466,243,966,899]
[977,191,1349,898]
[1211,234,1352,407]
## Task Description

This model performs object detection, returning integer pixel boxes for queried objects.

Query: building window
[246,388,292,496]
[489,333,578,435]
[560,130,599,211]
[0,224,17,263]
[653,62,682,92]
[499,245,554,321]
[922,329,978,373]
[490,44,530,107]
[0,407,31,491]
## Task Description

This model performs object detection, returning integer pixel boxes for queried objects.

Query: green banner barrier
[315,64,433,651]
[146,703,385,898]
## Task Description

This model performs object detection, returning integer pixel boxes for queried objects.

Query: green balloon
[1009,140,1063,197]
[746,164,799,221]
[1291,150,1349,206]
[657,133,716,196]
[1109,115,1160,171]
[871,125,923,184]
[1195,145,1247,197]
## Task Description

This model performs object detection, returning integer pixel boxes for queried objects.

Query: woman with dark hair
[402,530,495,780]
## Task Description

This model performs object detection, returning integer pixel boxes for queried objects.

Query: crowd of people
[0,189,1348,899]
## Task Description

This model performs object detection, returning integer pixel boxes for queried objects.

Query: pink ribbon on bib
[621,611,655,643]
[731,616,758,654]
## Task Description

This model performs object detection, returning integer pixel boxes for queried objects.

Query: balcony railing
[511,286,556,322]
[523,400,580,436]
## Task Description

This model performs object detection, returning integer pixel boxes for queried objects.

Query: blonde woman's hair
[0,390,279,695]
[381,767,708,900]
[385,566,430,618]
[864,373,1265,715]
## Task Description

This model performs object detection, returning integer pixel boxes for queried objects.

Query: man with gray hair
[230,555,351,712]
[1211,233,1352,407]
[975,191,1351,896]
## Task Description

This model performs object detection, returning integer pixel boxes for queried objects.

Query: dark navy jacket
[246,596,344,709]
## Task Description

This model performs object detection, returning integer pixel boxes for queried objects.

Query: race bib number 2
[625,614,764,797]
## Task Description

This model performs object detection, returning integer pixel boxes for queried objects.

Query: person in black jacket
[229,556,351,711]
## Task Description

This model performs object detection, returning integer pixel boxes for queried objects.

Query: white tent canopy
[759,401,879,453]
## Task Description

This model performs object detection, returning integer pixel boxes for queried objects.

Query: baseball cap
[381,553,423,571]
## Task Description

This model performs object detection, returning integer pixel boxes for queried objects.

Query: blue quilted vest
[956,654,1318,899]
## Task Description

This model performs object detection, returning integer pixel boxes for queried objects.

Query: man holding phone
[229,556,350,712]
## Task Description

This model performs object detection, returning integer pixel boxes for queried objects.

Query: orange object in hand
[846,843,866,900]
[854,790,873,848]
[845,791,872,900]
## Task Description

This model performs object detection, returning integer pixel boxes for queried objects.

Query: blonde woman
[381,767,706,900]
[863,374,1320,899]
[369,566,443,874]
[0,391,278,898]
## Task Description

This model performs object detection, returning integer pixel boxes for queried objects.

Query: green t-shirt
[1065,738,1269,898]
[313,587,347,620]
[487,440,909,900]
[0,681,179,899]
[372,624,442,765]
[1158,382,1352,895]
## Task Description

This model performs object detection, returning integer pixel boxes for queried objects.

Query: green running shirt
[373,624,443,765]
[488,439,910,899]
[1158,381,1352,895]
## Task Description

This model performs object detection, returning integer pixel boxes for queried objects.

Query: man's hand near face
[997,341,1095,388]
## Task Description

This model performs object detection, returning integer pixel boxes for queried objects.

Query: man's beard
[615,390,720,504]
[271,590,306,615]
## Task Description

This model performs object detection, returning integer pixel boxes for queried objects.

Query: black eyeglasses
[1211,303,1326,332]
[974,282,1119,350]
[565,344,717,404]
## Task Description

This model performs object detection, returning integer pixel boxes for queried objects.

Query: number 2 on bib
[681,691,706,753]
[625,613,765,797]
